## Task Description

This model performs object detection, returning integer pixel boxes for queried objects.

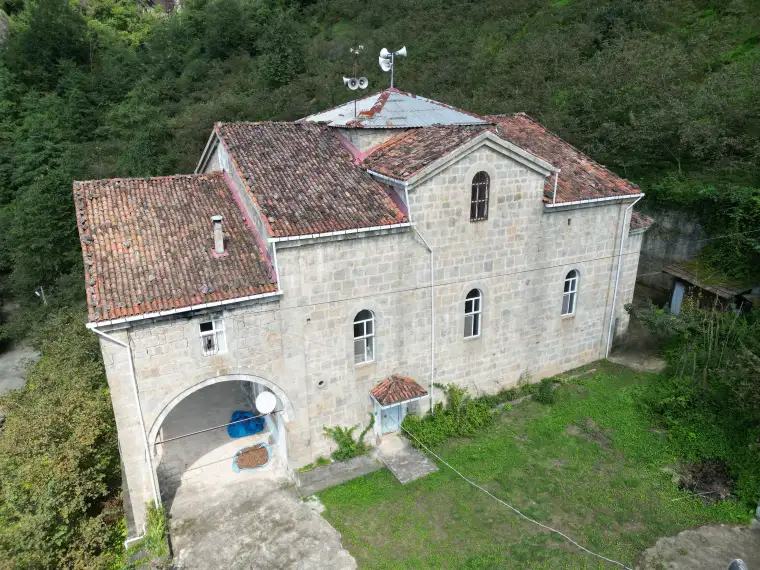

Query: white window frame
[464,289,482,338]
[200,317,227,356]
[562,270,578,316]
[470,171,490,222]
[353,310,375,365]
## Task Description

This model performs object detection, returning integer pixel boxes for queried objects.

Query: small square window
[200,318,227,356]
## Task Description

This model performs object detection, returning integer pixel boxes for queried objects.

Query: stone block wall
[407,145,639,387]
[637,208,703,291]
[101,136,644,532]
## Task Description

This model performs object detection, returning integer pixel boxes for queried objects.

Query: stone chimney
[212,215,224,254]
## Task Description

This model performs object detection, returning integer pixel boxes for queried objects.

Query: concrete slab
[155,380,287,504]
[296,455,382,497]
[375,434,438,484]
[169,477,356,570]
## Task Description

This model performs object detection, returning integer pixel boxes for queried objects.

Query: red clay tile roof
[362,126,487,180]
[370,375,428,406]
[630,210,654,231]
[488,114,641,203]
[362,114,641,205]
[215,122,408,237]
[73,173,277,323]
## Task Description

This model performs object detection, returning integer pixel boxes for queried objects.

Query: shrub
[323,414,375,462]
[402,384,494,448]
[534,378,557,404]
[631,300,760,508]
[125,503,170,569]
[0,308,123,568]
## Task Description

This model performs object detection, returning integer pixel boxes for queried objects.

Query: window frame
[353,310,375,365]
[200,317,227,356]
[464,289,483,339]
[470,171,490,222]
[562,270,579,316]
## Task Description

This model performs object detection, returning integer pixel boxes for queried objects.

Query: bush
[631,300,760,508]
[534,378,557,405]
[323,414,375,462]
[0,308,123,568]
[402,384,494,449]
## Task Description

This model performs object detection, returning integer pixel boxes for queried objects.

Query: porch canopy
[370,375,428,408]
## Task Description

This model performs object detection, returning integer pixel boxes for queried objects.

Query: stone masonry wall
[637,208,703,291]
[407,145,639,390]
[102,140,643,531]
[337,128,404,153]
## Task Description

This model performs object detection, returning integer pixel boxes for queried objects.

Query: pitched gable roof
[362,113,642,205]
[73,173,277,323]
[370,375,428,406]
[362,125,487,180]
[215,122,408,238]
[302,88,489,129]
[489,114,641,203]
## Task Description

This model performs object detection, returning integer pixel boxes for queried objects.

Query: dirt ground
[638,521,760,569]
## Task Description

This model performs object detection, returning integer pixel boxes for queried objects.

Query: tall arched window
[562,270,579,316]
[470,171,490,221]
[354,310,375,364]
[464,289,483,338]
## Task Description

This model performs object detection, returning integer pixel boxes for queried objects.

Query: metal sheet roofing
[302,88,489,128]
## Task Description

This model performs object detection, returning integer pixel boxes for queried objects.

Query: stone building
[73,88,651,533]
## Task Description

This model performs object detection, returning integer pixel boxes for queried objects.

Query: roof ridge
[73,172,223,185]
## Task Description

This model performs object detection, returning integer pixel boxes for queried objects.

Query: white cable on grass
[400,426,633,570]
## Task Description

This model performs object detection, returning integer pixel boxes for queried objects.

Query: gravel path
[0,343,38,396]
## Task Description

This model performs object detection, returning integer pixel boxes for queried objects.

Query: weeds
[323,414,375,461]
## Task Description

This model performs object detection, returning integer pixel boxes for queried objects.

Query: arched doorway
[148,375,293,504]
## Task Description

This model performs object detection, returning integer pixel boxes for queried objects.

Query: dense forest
[0,0,758,567]
[0,0,759,329]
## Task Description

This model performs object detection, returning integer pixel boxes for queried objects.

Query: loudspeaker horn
[395,46,407,57]
[358,77,369,89]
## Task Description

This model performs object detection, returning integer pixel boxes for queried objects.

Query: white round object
[255,391,277,414]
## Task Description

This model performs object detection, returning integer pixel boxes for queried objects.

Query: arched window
[464,289,483,338]
[470,171,490,221]
[354,310,375,364]
[562,270,579,316]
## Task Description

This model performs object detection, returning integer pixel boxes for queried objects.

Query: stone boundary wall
[637,208,704,292]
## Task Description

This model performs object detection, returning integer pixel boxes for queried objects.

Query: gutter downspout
[552,168,561,205]
[271,241,282,294]
[403,180,435,414]
[605,195,644,358]
[90,327,160,545]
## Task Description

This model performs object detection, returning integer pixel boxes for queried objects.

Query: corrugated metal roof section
[302,88,489,128]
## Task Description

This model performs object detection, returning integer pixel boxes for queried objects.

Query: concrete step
[296,455,381,497]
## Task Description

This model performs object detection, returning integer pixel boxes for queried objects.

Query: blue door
[380,405,403,434]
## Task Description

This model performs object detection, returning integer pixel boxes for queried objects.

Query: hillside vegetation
[0,0,759,322]
[0,0,758,567]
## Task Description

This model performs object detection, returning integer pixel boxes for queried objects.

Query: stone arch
[147,373,296,447]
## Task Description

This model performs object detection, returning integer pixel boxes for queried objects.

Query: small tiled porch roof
[370,375,428,407]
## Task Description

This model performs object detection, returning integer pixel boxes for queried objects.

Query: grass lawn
[318,362,752,569]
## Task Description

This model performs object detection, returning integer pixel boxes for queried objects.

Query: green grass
[318,363,751,569]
